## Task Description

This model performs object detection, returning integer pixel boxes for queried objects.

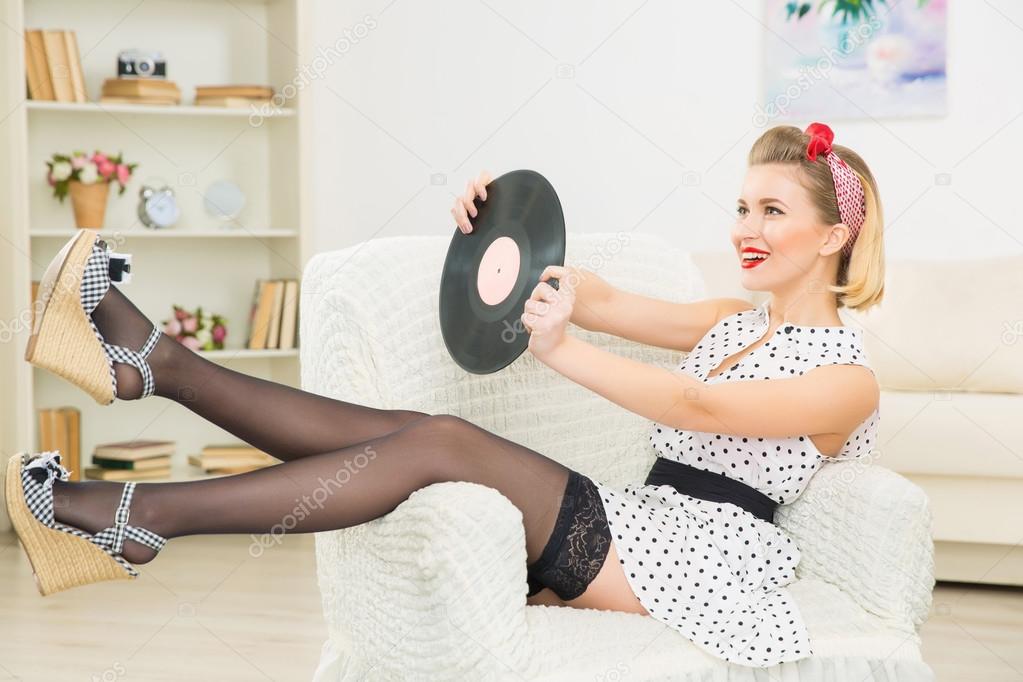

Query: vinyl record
[439,169,566,374]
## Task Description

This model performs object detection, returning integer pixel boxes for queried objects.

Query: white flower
[78,162,99,184]
[196,327,213,347]
[51,161,73,182]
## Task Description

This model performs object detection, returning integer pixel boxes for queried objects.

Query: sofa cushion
[844,256,1023,394]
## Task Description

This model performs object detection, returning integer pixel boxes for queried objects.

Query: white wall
[305,0,1023,269]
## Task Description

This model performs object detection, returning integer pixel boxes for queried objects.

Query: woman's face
[731,163,837,293]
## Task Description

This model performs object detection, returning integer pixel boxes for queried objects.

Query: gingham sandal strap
[91,482,167,555]
[102,325,161,399]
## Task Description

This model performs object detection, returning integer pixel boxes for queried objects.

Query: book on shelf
[100,77,181,105]
[88,439,175,481]
[194,84,274,99]
[279,279,299,350]
[92,439,175,462]
[190,444,276,474]
[62,31,87,102]
[194,96,272,109]
[24,30,54,101]
[266,278,285,349]
[246,279,300,351]
[84,467,172,481]
[24,29,87,102]
[91,455,172,471]
[37,406,81,481]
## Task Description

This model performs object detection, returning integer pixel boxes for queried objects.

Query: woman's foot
[25,230,179,403]
[52,477,164,564]
[88,260,178,401]
[7,452,168,595]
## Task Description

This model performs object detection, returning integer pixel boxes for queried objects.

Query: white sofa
[299,232,937,681]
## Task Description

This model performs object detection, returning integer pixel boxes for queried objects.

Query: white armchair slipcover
[300,232,936,681]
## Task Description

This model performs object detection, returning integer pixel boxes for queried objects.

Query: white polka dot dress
[592,299,878,667]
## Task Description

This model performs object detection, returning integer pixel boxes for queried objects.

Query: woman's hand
[522,265,575,359]
[450,170,493,234]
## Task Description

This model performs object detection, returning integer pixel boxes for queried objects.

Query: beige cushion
[844,257,1023,394]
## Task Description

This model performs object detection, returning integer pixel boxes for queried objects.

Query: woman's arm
[568,266,754,353]
[539,335,878,444]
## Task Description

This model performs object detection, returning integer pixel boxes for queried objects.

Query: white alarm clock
[137,184,181,229]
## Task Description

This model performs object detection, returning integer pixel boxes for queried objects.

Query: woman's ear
[820,223,850,258]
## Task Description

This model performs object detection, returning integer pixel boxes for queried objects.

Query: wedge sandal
[25,229,160,405]
[5,451,167,596]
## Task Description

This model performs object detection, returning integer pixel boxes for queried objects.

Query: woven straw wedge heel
[25,229,161,405]
[5,452,167,596]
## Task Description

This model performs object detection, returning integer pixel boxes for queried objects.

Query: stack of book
[37,407,81,481]
[100,77,181,106]
[85,440,174,481]
[24,29,87,103]
[189,445,277,475]
[246,279,299,350]
[194,84,274,109]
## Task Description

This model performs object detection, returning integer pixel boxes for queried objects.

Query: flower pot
[68,180,110,229]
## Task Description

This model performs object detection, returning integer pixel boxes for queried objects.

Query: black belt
[643,456,778,523]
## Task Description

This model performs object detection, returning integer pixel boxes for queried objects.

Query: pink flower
[70,155,88,170]
[116,164,131,185]
[46,172,56,187]
[91,152,108,166]
[164,318,182,336]
[182,316,198,334]
[181,336,201,351]
[211,324,227,344]
[97,159,116,180]
[174,307,189,321]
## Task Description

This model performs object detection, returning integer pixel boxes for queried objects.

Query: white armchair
[300,232,936,681]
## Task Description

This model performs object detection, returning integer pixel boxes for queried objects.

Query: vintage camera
[117,49,166,78]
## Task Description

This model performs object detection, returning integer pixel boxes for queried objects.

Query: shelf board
[26,100,295,118]
[29,229,298,239]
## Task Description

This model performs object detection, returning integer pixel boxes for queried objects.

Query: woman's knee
[397,413,479,480]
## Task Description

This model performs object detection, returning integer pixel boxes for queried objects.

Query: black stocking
[54,416,572,572]
[66,272,576,590]
[91,283,428,461]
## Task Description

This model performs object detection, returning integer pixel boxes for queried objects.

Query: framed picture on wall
[760,0,948,121]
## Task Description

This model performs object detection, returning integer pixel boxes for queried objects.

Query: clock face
[144,192,180,228]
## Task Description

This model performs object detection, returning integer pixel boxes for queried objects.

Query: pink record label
[476,236,521,306]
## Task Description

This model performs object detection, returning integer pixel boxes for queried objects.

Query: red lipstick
[740,246,770,269]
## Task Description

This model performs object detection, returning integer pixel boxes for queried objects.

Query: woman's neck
[765,288,843,328]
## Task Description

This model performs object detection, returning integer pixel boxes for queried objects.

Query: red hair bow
[804,122,834,161]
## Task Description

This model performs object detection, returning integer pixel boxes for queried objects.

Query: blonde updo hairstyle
[748,125,885,312]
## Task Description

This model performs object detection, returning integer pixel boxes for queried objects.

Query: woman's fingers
[474,171,492,201]
[530,280,568,303]
[452,171,493,234]
[451,201,470,234]
[463,181,478,218]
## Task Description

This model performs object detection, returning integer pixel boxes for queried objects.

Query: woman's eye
[736,206,748,216]
[766,206,784,215]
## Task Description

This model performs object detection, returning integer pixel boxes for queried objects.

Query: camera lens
[138,58,154,75]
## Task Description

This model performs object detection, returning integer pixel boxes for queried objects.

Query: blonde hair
[747,125,885,311]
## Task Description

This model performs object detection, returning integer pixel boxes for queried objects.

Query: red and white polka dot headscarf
[804,122,866,259]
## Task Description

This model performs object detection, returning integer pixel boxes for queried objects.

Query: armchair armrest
[778,462,936,633]
[314,481,532,680]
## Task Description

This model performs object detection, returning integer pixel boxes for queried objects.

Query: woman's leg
[91,283,428,460]
[53,414,573,570]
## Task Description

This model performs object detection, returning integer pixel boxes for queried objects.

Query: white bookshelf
[0,0,313,498]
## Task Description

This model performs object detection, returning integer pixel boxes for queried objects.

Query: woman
[8,122,883,668]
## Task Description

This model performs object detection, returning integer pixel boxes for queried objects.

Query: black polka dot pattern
[592,299,879,668]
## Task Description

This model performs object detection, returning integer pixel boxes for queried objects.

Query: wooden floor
[1,531,1021,680]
